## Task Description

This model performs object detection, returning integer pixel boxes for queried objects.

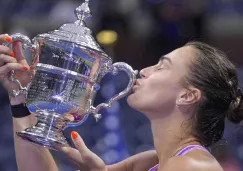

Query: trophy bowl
[6,0,137,150]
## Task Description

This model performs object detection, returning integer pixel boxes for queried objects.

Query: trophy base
[16,110,71,150]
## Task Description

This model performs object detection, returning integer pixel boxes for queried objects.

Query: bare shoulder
[108,150,158,171]
[159,155,223,171]
[129,150,159,171]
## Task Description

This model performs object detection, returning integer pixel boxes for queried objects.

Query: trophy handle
[3,33,38,98]
[90,62,138,121]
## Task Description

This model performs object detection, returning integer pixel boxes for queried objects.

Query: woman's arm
[0,35,60,171]
[13,114,59,171]
[12,96,59,171]
[14,116,158,171]
[60,131,158,171]
[107,150,159,171]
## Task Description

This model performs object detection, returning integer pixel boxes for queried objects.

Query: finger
[12,41,28,66]
[60,132,105,171]
[0,63,27,78]
[71,131,89,154]
[0,54,17,66]
[58,146,86,167]
[71,131,97,165]
[58,132,92,166]
[0,34,12,44]
[0,45,14,57]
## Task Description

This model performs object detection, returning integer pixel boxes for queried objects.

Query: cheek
[145,77,171,99]
[127,83,171,112]
[127,76,180,112]
[144,82,173,107]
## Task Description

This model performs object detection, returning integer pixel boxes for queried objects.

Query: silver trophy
[6,0,137,150]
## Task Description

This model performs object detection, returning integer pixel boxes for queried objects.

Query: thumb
[12,41,29,67]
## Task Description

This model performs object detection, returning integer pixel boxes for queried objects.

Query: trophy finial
[75,0,92,25]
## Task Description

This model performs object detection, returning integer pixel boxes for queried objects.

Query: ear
[176,88,201,106]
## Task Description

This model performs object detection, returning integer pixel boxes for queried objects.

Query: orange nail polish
[5,36,12,42]
[9,52,15,58]
[23,66,28,71]
[71,131,78,139]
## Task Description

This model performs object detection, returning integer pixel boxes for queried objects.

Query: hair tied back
[226,87,243,124]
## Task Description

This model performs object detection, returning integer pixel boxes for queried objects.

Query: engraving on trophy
[12,0,137,150]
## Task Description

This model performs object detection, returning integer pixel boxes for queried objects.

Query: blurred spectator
[1,0,243,170]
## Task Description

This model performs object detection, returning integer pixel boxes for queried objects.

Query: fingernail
[71,131,78,140]
[5,36,12,43]
[9,52,15,58]
[23,66,28,71]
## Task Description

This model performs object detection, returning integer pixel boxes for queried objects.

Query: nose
[139,65,155,78]
[139,69,146,78]
[139,67,150,78]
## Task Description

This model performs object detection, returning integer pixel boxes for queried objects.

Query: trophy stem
[16,110,71,150]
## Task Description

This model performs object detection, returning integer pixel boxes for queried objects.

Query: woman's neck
[150,113,200,164]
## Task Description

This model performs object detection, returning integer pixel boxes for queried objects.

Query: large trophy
[7,0,137,150]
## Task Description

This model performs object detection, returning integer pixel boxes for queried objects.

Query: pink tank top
[147,145,211,171]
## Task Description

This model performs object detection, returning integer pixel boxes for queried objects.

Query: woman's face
[127,46,195,117]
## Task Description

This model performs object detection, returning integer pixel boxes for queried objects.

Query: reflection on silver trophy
[6,0,137,150]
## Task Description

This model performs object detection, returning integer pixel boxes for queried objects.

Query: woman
[0,33,242,171]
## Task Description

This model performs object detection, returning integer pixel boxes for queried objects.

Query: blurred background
[0,0,243,170]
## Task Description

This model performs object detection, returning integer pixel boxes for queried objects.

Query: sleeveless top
[147,145,212,171]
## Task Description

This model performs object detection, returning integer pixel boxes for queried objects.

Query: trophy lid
[35,0,109,58]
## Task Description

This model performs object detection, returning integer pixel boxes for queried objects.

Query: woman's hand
[59,131,107,171]
[0,34,33,104]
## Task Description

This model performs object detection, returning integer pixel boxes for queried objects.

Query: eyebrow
[159,56,172,65]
